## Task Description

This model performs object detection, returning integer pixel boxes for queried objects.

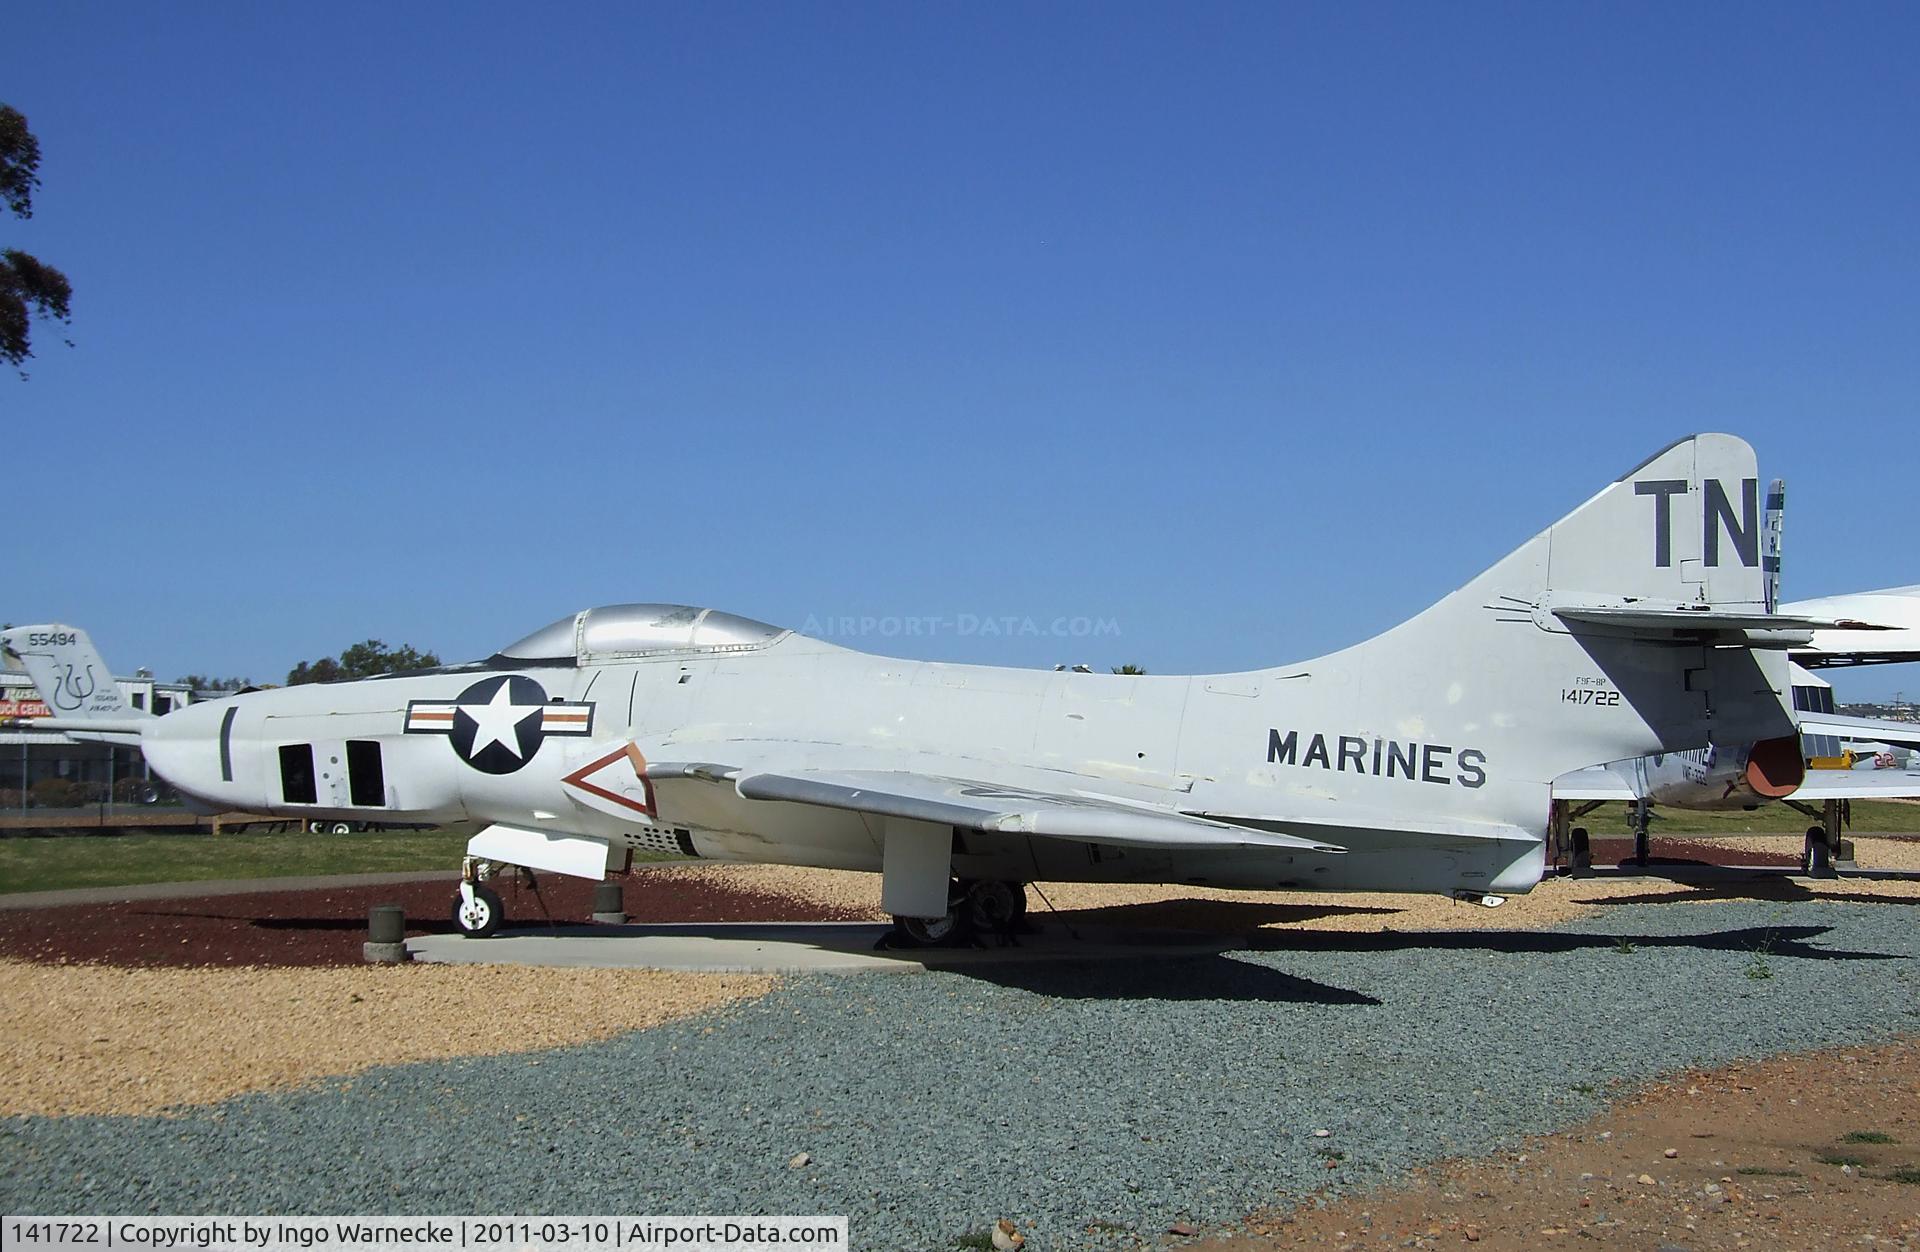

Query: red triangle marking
[561,742,658,818]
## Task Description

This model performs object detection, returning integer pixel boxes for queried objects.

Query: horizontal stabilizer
[1552,606,1896,634]
[13,716,148,744]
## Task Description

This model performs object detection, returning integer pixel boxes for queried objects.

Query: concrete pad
[405,920,1232,974]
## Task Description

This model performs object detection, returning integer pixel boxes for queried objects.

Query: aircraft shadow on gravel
[947,952,1383,1005]
[1240,924,1899,963]
[1575,884,1920,909]
[141,910,470,936]
[1043,900,1403,930]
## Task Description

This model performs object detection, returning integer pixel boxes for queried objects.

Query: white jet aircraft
[1549,657,1920,872]
[5,434,1888,941]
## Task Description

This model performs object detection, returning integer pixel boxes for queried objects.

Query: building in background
[1,670,196,815]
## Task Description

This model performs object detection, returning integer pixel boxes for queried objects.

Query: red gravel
[0,869,869,969]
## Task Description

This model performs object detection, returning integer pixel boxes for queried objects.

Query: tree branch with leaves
[1,105,73,376]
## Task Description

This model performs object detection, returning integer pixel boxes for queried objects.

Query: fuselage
[141,624,1551,897]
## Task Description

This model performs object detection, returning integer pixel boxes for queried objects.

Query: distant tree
[287,640,441,686]
[177,675,252,692]
[1,105,73,376]
[1111,664,1148,675]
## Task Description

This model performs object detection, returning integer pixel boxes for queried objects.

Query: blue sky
[7,2,1918,701]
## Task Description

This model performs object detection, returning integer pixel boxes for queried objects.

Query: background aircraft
[1550,660,1920,872]
[6,435,1886,941]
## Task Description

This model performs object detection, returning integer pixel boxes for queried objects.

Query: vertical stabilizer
[1258,434,1799,833]
[0,624,142,719]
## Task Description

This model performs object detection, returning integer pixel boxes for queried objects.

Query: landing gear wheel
[894,912,963,946]
[1570,827,1593,876]
[329,822,354,835]
[964,880,1026,932]
[453,883,504,937]
[1803,827,1833,878]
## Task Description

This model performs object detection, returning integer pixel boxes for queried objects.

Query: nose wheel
[453,881,504,937]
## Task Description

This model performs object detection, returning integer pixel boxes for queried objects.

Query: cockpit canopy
[495,604,789,665]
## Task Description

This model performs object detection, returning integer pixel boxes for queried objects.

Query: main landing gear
[890,878,1031,947]
[1789,797,1851,879]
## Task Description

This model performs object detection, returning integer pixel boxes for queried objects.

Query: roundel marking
[404,676,595,774]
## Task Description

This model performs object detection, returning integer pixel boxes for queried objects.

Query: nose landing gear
[453,880,504,937]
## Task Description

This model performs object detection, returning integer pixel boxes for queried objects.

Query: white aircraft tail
[0,624,143,720]
[1296,434,1799,812]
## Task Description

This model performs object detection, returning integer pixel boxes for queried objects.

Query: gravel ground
[4,897,1916,1250]
[0,961,775,1117]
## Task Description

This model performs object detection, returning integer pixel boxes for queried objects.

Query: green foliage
[1610,936,1637,954]
[1884,1166,1920,1184]
[0,104,71,374]
[0,106,40,218]
[1842,1131,1896,1144]
[1110,664,1148,675]
[177,675,252,692]
[1734,1165,1799,1177]
[949,1231,994,1252]
[287,639,441,685]
[1814,1151,1865,1167]
[1744,930,1776,980]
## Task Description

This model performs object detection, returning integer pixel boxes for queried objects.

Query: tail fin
[0,624,143,720]
[1313,434,1799,816]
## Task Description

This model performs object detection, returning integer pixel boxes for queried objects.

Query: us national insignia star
[404,675,594,774]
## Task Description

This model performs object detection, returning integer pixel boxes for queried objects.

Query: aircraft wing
[648,759,1540,852]
[1550,765,1638,802]
[725,767,1350,853]
[1797,714,1920,751]
[1795,766,1920,799]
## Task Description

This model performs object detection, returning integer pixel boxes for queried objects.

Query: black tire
[1803,827,1832,877]
[964,880,1027,932]
[453,883,504,937]
[894,912,965,946]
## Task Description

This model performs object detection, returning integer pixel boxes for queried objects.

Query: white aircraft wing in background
[1785,584,1920,667]
[1795,713,1920,751]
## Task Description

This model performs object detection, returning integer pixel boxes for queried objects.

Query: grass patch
[1882,1166,1920,1184]
[0,829,680,894]
[1591,799,1920,836]
[1610,936,1637,955]
[1815,1152,1866,1167]
[1735,1165,1801,1177]
[950,1231,994,1251]
[1843,1131,1897,1145]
